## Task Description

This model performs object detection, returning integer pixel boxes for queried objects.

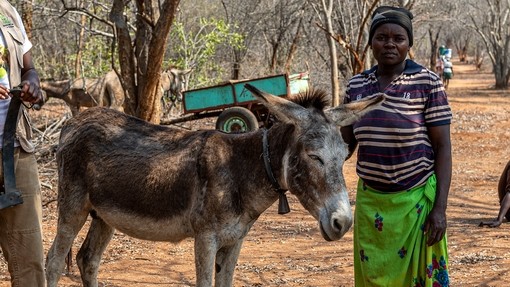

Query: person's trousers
[0,148,45,287]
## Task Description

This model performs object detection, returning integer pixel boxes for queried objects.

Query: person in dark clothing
[480,161,510,228]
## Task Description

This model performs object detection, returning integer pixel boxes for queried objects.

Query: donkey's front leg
[214,239,244,287]
[194,235,218,287]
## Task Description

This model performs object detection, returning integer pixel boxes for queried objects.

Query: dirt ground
[1,61,509,286]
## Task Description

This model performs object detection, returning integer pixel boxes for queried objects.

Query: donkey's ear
[244,84,309,124]
[325,93,385,126]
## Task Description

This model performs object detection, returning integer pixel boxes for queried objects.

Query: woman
[0,1,45,286]
[341,6,452,286]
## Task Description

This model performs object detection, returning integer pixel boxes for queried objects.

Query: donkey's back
[56,107,226,240]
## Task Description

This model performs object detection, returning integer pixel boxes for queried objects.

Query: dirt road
[1,62,509,286]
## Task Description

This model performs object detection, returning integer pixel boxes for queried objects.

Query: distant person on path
[341,5,452,286]
[443,58,454,89]
[480,160,510,228]
[435,56,444,76]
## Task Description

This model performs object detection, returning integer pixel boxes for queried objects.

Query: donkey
[45,84,384,287]
[160,67,193,101]
[38,70,125,116]
[160,67,193,117]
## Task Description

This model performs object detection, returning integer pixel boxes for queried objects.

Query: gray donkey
[45,84,384,287]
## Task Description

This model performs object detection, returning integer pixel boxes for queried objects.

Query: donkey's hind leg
[46,209,90,287]
[76,215,114,287]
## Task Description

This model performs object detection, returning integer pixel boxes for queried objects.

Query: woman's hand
[424,207,447,246]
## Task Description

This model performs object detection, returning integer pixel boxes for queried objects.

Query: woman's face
[371,23,410,66]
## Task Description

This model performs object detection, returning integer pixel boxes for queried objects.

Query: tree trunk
[321,0,340,107]
[232,53,241,80]
[284,18,302,74]
[20,0,33,38]
[428,28,440,71]
[469,0,510,90]
[111,0,180,123]
[494,61,509,89]
[269,43,279,73]
[75,14,87,79]
[110,0,137,115]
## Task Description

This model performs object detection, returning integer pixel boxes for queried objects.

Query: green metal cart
[162,72,310,133]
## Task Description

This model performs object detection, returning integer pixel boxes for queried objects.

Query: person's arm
[340,125,358,160]
[480,193,510,227]
[480,163,510,227]
[495,193,510,225]
[19,52,42,104]
[424,124,452,246]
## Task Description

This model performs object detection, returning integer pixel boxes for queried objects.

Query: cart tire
[216,107,259,133]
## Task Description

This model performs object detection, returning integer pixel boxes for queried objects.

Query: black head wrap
[369,6,414,47]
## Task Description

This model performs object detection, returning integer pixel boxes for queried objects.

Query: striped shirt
[344,60,452,192]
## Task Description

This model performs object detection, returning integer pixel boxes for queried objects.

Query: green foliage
[167,17,245,87]
[38,35,114,80]
[71,37,115,78]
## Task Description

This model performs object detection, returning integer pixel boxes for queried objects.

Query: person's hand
[424,207,447,246]
[18,80,43,104]
[479,220,502,228]
[0,84,10,100]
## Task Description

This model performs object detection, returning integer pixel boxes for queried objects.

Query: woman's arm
[425,124,452,246]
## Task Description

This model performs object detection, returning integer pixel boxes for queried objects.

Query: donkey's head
[161,68,193,101]
[245,84,384,241]
[35,79,73,110]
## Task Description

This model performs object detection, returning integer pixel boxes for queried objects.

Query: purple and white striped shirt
[344,60,452,192]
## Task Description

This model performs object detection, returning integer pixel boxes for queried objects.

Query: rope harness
[0,86,24,209]
[262,128,290,214]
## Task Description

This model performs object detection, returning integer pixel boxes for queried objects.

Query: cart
[161,72,310,133]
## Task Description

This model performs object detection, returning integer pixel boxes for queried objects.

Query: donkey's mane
[290,89,331,111]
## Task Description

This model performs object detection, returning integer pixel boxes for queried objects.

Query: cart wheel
[216,107,259,133]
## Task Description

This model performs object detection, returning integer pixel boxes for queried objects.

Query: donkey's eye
[309,154,324,165]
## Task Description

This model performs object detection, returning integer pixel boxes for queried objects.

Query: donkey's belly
[95,208,193,242]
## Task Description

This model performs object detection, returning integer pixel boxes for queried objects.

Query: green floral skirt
[354,174,449,287]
